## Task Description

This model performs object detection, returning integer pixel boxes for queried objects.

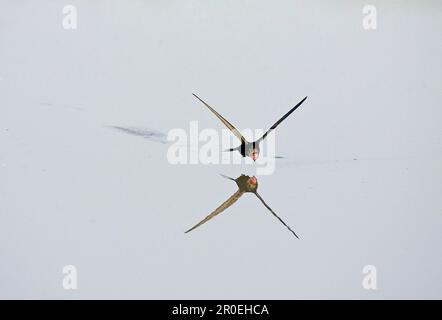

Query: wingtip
[192,93,203,101]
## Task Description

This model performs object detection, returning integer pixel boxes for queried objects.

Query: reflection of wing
[109,126,167,144]
[257,96,308,142]
[192,93,246,144]
[185,190,244,234]
[254,192,299,239]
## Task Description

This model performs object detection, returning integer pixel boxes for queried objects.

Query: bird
[185,174,299,238]
[192,93,308,161]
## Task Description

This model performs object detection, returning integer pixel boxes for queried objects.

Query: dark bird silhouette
[192,93,308,161]
[185,174,299,238]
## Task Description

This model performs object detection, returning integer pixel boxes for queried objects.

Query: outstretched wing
[192,93,246,144]
[257,96,308,143]
[185,190,244,234]
[254,192,299,239]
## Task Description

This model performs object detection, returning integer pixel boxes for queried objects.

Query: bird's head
[250,148,259,161]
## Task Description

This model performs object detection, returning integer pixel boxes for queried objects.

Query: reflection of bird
[185,174,299,238]
[192,93,308,161]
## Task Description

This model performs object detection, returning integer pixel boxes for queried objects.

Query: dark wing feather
[257,96,308,142]
[185,190,244,234]
[192,93,246,144]
[254,192,299,239]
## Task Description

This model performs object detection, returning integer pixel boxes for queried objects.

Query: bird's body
[228,142,259,160]
[185,174,299,238]
[192,93,308,161]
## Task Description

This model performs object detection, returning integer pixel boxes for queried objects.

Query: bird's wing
[257,96,308,143]
[254,192,299,239]
[185,190,244,234]
[192,93,246,144]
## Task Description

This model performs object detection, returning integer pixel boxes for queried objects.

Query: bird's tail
[219,174,235,181]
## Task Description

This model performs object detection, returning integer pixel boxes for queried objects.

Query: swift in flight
[192,93,308,161]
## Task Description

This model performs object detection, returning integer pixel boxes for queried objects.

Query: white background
[1,0,441,298]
